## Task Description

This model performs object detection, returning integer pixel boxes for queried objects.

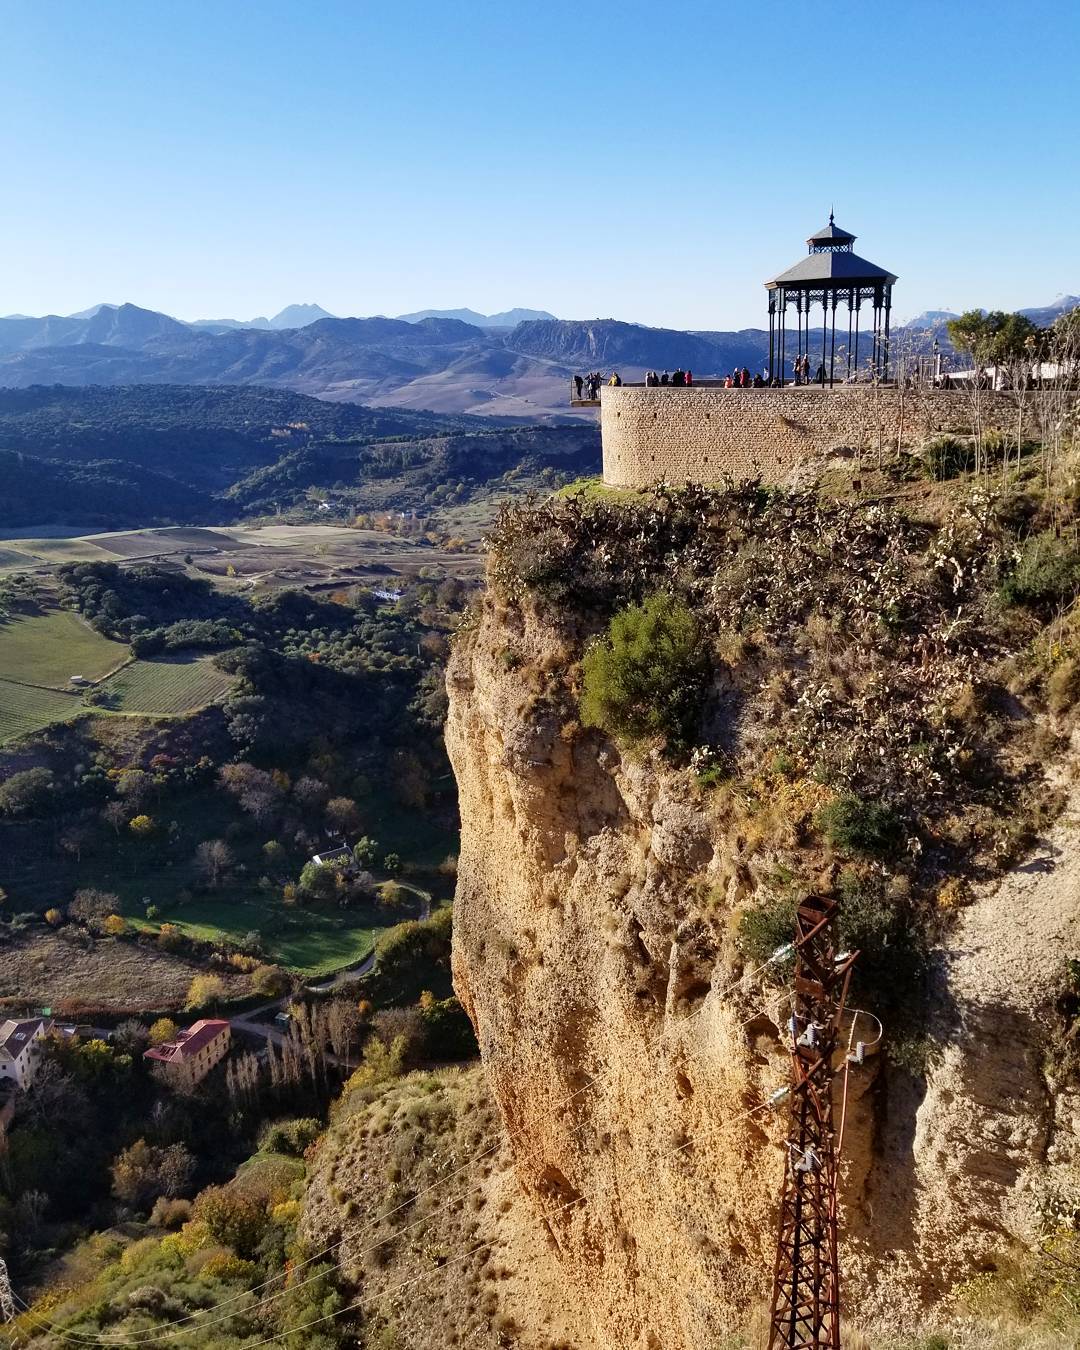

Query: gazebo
[765,215,897,386]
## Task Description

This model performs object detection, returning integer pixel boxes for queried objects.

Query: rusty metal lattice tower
[0,1256,14,1324]
[767,895,857,1350]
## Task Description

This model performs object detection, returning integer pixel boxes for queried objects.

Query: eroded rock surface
[446,594,1080,1348]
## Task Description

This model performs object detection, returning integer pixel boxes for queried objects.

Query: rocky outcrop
[446,592,1080,1348]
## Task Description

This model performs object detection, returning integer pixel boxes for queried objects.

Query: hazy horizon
[7,287,1080,334]
[2,0,1078,330]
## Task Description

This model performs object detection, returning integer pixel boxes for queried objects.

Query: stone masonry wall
[601,384,1020,487]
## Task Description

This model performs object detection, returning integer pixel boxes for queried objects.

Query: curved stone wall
[600,384,1015,487]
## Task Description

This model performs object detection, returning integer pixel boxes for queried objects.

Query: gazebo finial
[829,206,834,224]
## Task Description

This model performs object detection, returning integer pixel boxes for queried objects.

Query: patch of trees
[0,766,56,817]
[0,382,458,464]
[60,560,245,641]
[362,907,457,1006]
[0,449,218,530]
[946,309,1044,365]
[0,383,477,528]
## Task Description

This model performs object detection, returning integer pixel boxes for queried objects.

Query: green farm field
[0,610,128,687]
[125,893,385,977]
[100,655,234,714]
[0,678,85,745]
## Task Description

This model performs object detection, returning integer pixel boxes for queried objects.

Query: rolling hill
[0,384,599,529]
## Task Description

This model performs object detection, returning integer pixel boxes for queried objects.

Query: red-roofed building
[144,1019,231,1089]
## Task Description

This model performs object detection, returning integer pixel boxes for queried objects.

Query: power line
[11,945,796,1349]
[230,1097,782,1350]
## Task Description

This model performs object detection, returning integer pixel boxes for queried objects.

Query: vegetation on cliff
[489,458,1080,1023]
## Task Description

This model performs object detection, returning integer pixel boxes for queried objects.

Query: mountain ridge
[0,295,1075,422]
[396,306,557,327]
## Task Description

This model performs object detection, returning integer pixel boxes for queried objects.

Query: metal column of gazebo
[766,215,898,386]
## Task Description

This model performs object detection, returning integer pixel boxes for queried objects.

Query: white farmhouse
[0,1018,53,1090]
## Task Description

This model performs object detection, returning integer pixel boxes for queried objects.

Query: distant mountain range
[190,303,338,332]
[395,307,556,327]
[0,295,1074,422]
[902,296,1080,330]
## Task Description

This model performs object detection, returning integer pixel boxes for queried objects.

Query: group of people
[573,372,614,399]
[788,353,827,385]
[644,368,693,386]
[572,362,848,399]
[726,367,764,388]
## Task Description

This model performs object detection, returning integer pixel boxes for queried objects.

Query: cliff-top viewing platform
[587,216,1020,487]
[598,381,1015,488]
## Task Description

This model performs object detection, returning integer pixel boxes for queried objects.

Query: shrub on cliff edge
[816,793,902,858]
[580,592,708,759]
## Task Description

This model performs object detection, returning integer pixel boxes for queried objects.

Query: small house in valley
[311,845,352,866]
[143,1019,231,1089]
[0,1017,53,1090]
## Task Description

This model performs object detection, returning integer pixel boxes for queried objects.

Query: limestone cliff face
[446,591,1080,1348]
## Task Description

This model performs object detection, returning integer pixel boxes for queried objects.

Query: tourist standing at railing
[800,354,810,384]
[609,371,622,387]
[574,374,584,399]
[671,368,684,387]
[660,370,669,385]
[685,369,693,386]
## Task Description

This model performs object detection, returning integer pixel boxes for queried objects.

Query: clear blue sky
[2,0,1077,329]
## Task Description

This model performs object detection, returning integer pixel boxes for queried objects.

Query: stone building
[144,1018,231,1090]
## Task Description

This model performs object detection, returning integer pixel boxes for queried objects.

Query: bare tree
[1038,309,1080,514]
[194,838,233,889]
[326,999,361,1066]
[102,800,128,836]
[69,888,119,923]
[116,769,155,810]
[58,824,93,864]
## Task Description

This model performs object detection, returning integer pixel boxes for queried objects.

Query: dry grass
[0,930,249,1015]
[303,1065,564,1350]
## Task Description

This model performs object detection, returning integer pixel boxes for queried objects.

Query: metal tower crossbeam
[767,895,857,1350]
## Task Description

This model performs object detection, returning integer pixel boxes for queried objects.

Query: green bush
[836,873,900,968]
[580,592,709,758]
[419,996,478,1061]
[836,868,927,1014]
[999,533,1080,613]
[922,435,973,480]
[192,1186,268,1258]
[817,793,902,857]
[258,1117,322,1158]
[738,894,798,967]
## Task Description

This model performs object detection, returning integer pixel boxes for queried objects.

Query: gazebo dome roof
[766,250,898,289]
